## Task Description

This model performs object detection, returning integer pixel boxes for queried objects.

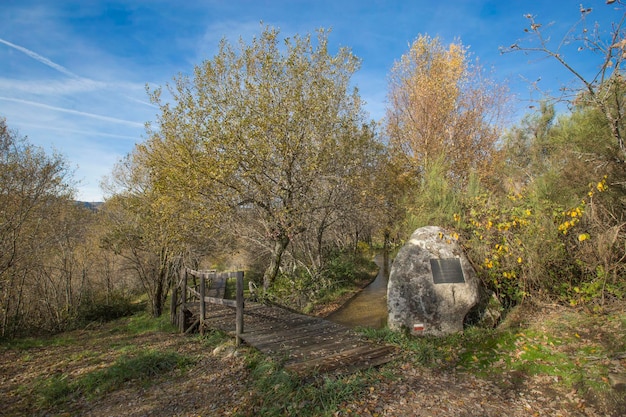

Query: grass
[34,349,196,407]
[3,302,624,416]
[3,311,199,415]
[239,351,371,417]
[1,333,78,351]
[124,309,178,334]
[360,306,626,412]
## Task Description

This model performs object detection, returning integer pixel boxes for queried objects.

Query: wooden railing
[170,268,245,345]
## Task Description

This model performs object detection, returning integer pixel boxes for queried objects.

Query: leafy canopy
[140,26,374,288]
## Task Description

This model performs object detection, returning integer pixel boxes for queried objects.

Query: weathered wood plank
[241,319,341,344]
[204,296,237,308]
[248,329,355,354]
[285,344,397,375]
[280,334,364,358]
[195,300,396,375]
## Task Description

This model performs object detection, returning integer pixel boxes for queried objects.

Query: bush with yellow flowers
[456,191,550,307]
[456,175,623,308]
[553,175,626,307]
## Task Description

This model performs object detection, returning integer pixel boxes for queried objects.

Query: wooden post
[235,271,244,346]
[179,268,188,333]
[199,272,206,336]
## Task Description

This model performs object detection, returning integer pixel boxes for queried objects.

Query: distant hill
[77,201,104,211]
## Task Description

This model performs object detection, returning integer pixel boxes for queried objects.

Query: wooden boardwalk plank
[251,325,353,349]
[242,320,345,345]
[198,302,397,375]
[285,344,397,375]
[242,315,318,335]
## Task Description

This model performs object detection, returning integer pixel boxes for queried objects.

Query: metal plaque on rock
[430,258,465,284]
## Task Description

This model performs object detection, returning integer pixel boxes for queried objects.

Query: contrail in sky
[0,37,82,79]
[0,97,145,128]
[25,123,140,141]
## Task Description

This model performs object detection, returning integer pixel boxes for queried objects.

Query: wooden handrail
[172,268,245,345]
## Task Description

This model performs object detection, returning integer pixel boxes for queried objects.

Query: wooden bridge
[170,268,397,375]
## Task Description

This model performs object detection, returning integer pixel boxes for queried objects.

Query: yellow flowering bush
[457,191,539,305]
[457,175,622,307]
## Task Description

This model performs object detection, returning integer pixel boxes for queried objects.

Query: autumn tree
[100,154,199,318]
[0,118,78,336]
[142,27,376,290]
[386,35,508,189]
[287,121,384,268]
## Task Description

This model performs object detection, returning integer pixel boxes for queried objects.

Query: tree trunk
[148,247,173,318]
[152,260,168,317]
[153,278,164,317]
[263,234,290,291]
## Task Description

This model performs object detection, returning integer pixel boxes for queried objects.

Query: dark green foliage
[403,155,463,234]
[321,248,370,284]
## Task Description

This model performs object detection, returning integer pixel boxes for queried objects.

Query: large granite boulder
[387,226,479,336]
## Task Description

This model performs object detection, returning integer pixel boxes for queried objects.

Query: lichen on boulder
[387,226,480,336]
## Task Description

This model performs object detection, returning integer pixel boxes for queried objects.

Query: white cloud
[0,97,145,128]
[19,123,139,141]
[194,20,267,63]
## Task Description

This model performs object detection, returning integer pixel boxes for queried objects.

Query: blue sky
[1,1,622,201]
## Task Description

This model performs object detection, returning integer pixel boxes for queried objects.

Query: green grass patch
[239,352,370,417]
[359,326,462,367]
[456,328,581,383]
[360,308,625,407]
[124,311,177,334]
[1,333,77,351]
[69,349,100,363]
[35,350,196,407]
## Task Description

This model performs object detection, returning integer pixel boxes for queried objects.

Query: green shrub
[455,176,626,308]
[265,248,375,312]
[403,156,463,235]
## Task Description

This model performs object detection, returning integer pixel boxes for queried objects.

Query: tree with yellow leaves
[386,35,508,189]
